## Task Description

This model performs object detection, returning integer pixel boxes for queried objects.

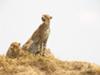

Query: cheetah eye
[42,17,46,21]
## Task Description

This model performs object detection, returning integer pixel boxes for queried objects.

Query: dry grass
[0,52,100,75]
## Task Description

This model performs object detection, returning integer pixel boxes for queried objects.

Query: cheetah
[6,42,26,58]
[6,42,21,58]
[22,14,52,55]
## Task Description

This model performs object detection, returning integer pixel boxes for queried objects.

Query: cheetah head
[10,42,20,49]
[42,14,52,22]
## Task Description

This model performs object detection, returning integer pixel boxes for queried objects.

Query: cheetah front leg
[37,40,43,55]
[42,39,48,56]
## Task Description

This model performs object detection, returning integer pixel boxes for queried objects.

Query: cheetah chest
[40,28,50,40]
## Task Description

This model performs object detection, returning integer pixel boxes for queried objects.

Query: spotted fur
[22,14,52,55]
[6,42,21,58]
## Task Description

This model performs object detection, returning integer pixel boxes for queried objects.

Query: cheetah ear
[41,16,45,21]
[50,16,52,19]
